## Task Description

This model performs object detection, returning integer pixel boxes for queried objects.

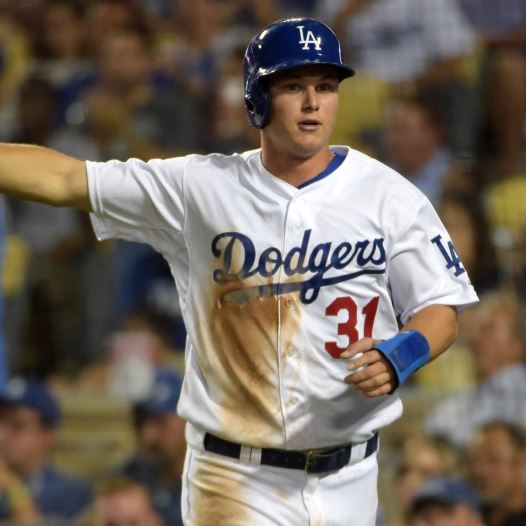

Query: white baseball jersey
[87,145,478,450]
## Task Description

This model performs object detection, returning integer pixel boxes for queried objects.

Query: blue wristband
[374,330,430,390]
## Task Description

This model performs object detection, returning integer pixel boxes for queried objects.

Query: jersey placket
[277,192,312,447]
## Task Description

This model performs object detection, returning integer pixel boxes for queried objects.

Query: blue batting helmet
[243,18,355,129]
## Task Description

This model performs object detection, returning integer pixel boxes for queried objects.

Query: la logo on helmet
[297,25,321,50]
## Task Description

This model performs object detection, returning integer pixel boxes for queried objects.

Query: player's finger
[339,337,381,359]
[344,361,386,384]
[344,368,395,396]
[345,349,383,372]
[353,372,392,392]
[361,383,394,398]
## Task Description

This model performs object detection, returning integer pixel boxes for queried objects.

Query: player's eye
[317,81,338,92]
[283,82,301,92]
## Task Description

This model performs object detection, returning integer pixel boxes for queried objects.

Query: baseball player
[0,18,477,526]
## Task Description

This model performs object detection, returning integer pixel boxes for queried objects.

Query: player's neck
[260,145,334,188]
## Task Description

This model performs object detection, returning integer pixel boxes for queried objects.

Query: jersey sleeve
[87,156,188,253]
[388,197,478,324]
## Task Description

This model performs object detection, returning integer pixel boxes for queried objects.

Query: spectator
[382,93,466,208]
[83,475,163,526]
[78,313,183,399]
[213,0,280,30]
[409,475,484,526]
[83,25,204,160]
[0,376,92,522]
[0,7,32,141]
[112,242,186,350]
[207,42,259,154]
[115,368,185,526]
[30,0,92,123]
[317,0,478,155]
[280,0,318,18]
[438,192,499,294]
[468,422,526,526]
[457,0,526,176]
[138,0,173,20]
[415,191,501,390]
[83,0,149,57]
[425,287,526,448]
[167,0,230,98]
[5,75,101,376]
[0,197,8,391]
[389,435,460,526]
[81,24,206,337]
[485,175,526,287]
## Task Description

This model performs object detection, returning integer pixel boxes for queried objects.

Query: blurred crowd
[0,0,522,524]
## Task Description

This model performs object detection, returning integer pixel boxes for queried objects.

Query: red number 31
[324,296,379,358]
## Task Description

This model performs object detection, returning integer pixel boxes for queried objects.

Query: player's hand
[340,338,397,397]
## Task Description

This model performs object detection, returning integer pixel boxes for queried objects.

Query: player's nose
[302,86,319,112]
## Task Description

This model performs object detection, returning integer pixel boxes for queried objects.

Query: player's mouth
[298,119,321,131]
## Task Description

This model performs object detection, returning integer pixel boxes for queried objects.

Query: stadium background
[0,0,524,523]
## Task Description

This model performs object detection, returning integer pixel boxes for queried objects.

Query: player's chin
[292,137,328,159]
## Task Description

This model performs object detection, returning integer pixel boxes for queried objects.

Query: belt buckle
[304,448,331,474]
[304,449,317,474]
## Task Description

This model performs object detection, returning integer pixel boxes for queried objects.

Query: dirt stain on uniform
[195,271,302,447]
[191,458,249,525]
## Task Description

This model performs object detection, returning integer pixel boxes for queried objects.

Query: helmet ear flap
[244,79,271,129]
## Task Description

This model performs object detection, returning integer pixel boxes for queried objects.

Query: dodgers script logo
[297,25,322,51]
[212,229,386,305]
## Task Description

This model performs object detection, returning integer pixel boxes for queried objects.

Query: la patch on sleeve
[430,234,465,277]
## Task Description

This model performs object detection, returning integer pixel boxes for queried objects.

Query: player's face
[263,65,339,161]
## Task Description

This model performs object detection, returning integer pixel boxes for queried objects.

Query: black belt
[203,432,378,474]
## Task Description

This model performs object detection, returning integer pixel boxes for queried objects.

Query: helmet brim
[256,59,355,82]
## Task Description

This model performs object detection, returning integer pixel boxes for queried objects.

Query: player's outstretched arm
[341,304,458,397]
[0,143,91,211]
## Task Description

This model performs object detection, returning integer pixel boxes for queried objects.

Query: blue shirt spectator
[19,464,92,521]
[0,377,92,522]
[410,475,484,525]
[117,368,186,526]
[121,454,182,526]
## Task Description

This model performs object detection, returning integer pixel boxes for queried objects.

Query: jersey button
[290,397,298,406]
[288,347,297,357]
[285,298,295,309]
[294,221,303,230]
